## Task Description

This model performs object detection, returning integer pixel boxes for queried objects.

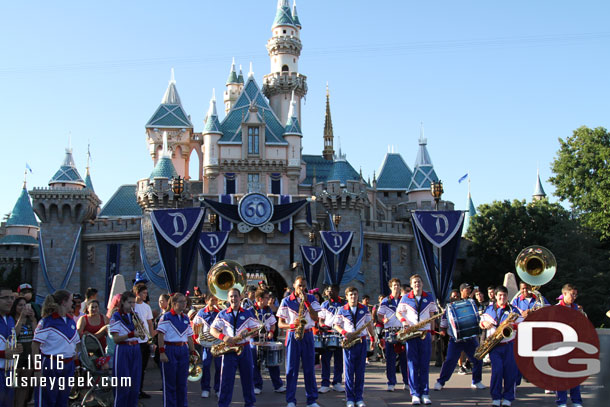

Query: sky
[1,1,609,219]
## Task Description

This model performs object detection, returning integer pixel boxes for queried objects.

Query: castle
[0,1,483,301]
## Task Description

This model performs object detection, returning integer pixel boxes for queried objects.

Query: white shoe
[545,390,554,394]
[319,386,331,393]
[201,390,210,398]
[557,405,567,407]
[492,400,501,407]
[347,402,355,407]
[333,383,345,392]
[501,400,511,406]
[387,384,395,392]
[573,404,583,407]
[287,403,296,407]
[412,395,421,405]
[433,382,443,391]
[422,395,431,405]
[471,382,486,389]
[254,388,262,395]
[356,401,366,407]
[307,403,321,407]
[275,386,287,393]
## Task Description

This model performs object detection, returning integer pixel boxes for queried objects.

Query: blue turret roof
[468,193,476,217]
[85,168,94,191]
[301,155,333,185]
[376,152,413,190]
[292,1,301,28]
[533,170,546,198]
[0,235,38,246]
[273,0,295,28]
[227,59,239,84]
[219,76,288,145]
[327,155,361,185]
[99,185,142,217]
[408,136,438,192]
[203,93,223,134]
[146,71,193,129]
[6,186,38,227]
[49,148,86,187]
[284,93,302,135]
[150,156,178,180]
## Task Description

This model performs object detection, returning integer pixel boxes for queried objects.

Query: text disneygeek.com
[6,373,131,390]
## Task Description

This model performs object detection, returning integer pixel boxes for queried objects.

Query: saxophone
[132,308,153,344]
[5,328,18,388]
[474,312,519,360]
[396,312,443,342]
[294,293,308,341]
[211,322,263,357]
[342,320,374,349]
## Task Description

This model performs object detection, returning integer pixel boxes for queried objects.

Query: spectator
[82,287,98,313]
[11,296,37,407]
[133,283,154,399]
[449,289,460,302]
[77,300,109,349]
[72,293,85,323]
[17,283,41,321]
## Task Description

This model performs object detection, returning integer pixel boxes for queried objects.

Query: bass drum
[446,299,480,342]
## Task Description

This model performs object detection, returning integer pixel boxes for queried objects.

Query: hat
[459,283,472,291]
[133,271,149,285]
[73,293,83,301]
[17,283,33,293]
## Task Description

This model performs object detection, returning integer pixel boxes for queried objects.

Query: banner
[198,231,230,275]
[279,195,292,234]
[139,224,169,290]
[320,231,353,286]
[300,245,324,288]
[105,244,121,306]
[378,243,391,297]
[150,208,205,293]
[411,211,464,306]
[219,194,234,231]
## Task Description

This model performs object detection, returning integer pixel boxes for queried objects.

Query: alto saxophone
[474,312,519,360]
[211,322,263,357]
[5,328,18,388]
[397,312,443,342]
[342,320,374,349]
[294,293,308,341]
[132,308,153,344]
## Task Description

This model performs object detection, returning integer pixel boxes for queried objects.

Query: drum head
[81,333,104,372]
[447,300,480,341]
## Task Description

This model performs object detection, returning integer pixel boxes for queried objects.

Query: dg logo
[514,305,600,391]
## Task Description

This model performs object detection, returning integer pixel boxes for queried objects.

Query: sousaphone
[513,245,556,309]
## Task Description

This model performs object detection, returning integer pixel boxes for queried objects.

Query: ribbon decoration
[38,227,82,293]
[139,224,169,290]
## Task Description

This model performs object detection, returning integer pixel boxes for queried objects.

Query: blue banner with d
[320,231,353,286]
[150,208,205,293]
[378,243,391,297]
[411,211,464,306]
[198,231,230,275]
[300,245,324,288]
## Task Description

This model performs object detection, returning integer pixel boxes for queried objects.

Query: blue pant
[437,337,482,385]
[556,386,582,405]
[34,357,75,407]
[113,343,142,407]
[343,340,366,403]
[252,346,284,390]
[218,346,255,407]
[0,370,14,407]
[161,345,189,407]
[406,332,432,397]
[321,346,343,386]
[285,330,318,405]
[199,346,221,392]
[489,342,517,401]
[385,342,408,386]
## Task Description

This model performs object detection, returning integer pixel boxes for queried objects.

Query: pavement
[129,357,601,407]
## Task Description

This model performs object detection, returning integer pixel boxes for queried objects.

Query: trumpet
[132,308,153,344]
[5,328,18,388]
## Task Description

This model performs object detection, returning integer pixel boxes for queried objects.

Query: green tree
[464,199,609,326]
[549,126,610,240]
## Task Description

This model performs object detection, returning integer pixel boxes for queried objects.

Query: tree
[464,199,609,327]
[549,126,610,240]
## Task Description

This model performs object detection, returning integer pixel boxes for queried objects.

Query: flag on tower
[26,163,32,173]
[458,173,468,183]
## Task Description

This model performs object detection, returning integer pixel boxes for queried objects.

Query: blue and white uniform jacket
[320,297,346,329]
[511,294,549,312]
[33,313,80,358]
[109,311,139,344]
[396,291,438,331]
[252,304,277,332]
[210,307,260,345]
[334,304,372,338]
[0,314,16,369]
[193,306,221,334]
[480,303,523,343]
[377,295,403,329]
[276,293,321,330]
[157,309,193,342]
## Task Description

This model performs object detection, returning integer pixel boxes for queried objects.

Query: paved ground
[129,358,602,407]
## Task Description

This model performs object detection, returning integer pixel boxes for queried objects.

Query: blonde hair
[41,290,71,318]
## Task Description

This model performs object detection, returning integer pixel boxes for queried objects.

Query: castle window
[248,127,259,155]
[248,174,261,193]
[270,173,282,194]
[384,192,389,197]
[283,29,287,34]
[282,65,289,72]
[224,173,236,194]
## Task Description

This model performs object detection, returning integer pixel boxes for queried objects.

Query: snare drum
[446,299,480,342]
[258,341,285,368]
[324,333,342,351]
[384,327,401,344]
[314,334,325,352]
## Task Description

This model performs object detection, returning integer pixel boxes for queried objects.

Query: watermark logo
[514,305,600,391]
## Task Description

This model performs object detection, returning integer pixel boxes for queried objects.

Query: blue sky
[1,1,609,219]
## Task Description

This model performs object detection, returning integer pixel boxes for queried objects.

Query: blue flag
[320,231,353,285]
[26,163,33,173]
[300,245,324,288]
[458,173,468,183]
[198,231,230,274]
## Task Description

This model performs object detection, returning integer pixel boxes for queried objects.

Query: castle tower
[202,90,223,194]
[145,69,194,179]
[263,0,308,125]
[533,168,546,201]
[323,84,335,161]
[283,92,303,193]
[30,148,101,295]
[463,177,476,236]
[407,126,439,206]
[224,59,242,114]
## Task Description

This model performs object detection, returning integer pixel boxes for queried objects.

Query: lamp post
[171,175,184,208]
[209,212,218,231]
[430,180,444,211]
[332,214,342,230]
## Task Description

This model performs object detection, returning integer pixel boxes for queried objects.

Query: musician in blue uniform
[0,286,23,407]
[396,274,438,406]
[480,285,523,407]
[157,293,196,407]
[555,284,584,407]
[376,278,408,392]
[333,287,375,407]
[252,288,285,394]
[210,287,261,407]
[109,291,143,407]
[433,283,485,392]
[31,289,81,407]
[193,294,222,398]
[319,284,345,393]
[277,276,321,407]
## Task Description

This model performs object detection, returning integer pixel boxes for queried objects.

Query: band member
[377,278,408,391]
[133,283,154,400]
[480,285,522,407]
[157,293,197,407]
[555,284,584,407]
[109,291,143,407]
[511,282,550,317]
[333,287,375,407]
[210,287,260,407]
[319,284,345,393]
[396,274,438,405]
[0,287,23,407]
[433,283,485,392]
[32,289,80,407]
[277,276,321,407]
[241,285,257,310]
[252,289,285,394]
[193,294,222,398]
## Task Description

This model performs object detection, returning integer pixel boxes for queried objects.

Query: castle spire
[284,91,302,135]
[49,147,86,189]
[292,0,301,28]
[203,89,222,134]
[226,58,238,84]
[273,0,295,28]
[323,83,335,161]
[533,167,547,201]
[162,68,182,105]
[237,65,244,84]
[85,143,94,191]
[407,123,438,192]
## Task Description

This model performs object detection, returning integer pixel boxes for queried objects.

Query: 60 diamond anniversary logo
[514,305,600,391]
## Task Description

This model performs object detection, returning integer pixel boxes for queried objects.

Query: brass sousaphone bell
[207,259,247,302]
[514,245,556,310]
